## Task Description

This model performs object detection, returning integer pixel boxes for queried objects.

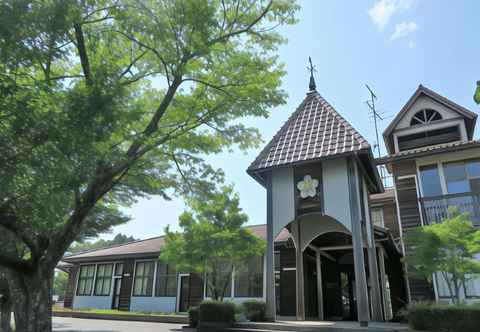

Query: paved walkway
[53,317,193,332]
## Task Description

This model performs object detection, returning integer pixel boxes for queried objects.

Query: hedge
[188,306,199,327]
[408,303,480,332]
[198,300,235,323]
[241,300,266,322]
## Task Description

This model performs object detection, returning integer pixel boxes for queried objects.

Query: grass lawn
[52,305,184,317]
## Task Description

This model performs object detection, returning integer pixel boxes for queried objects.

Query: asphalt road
[52,317,193,332]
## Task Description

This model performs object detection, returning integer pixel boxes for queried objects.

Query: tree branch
[73,23,93,85]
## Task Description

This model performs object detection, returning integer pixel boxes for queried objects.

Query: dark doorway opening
[178,275,190,312]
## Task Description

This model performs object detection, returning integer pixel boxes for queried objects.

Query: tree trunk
[1,296,13,332]
[9,268,54,332]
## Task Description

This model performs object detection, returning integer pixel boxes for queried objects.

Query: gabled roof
[383,85,477,153]
[62,225,291,263]
[247,90,371,174]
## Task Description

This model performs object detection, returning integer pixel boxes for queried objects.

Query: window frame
[233,256,264,298]
[93,263,114,296]
[76,264,96,296]
[155,262,178,297]
[132,260,156,297]
[371,208,385,227]
[410,109,442,126]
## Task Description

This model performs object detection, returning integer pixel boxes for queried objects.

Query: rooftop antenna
[365,84,386,185]
[307,57,316,91]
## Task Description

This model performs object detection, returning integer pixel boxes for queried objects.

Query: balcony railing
[420,192,480,226]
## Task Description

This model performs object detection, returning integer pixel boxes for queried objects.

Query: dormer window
[410,109,442,126]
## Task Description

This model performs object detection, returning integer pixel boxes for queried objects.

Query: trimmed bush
[241,300,266,322]
[408,303,480,332]
[199,300,235,323]
[188,306,199,327]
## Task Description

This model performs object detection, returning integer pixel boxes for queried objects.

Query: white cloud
[368,0,416,30]
[390,21,418,40]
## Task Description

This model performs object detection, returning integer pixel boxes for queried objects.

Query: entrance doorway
[177,274,190,313]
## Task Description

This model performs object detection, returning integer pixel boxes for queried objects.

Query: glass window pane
[234,256,263,297]
[420,165,443,197]
[445,162,470,194]
[115,263,123,276]
[470,178,480,193]
[467,160,480,178]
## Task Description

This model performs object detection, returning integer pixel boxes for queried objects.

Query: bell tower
[247,59,384,325]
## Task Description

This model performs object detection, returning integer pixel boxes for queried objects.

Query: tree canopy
[405,209,480,304]
[475,81,480,104]
[160,186,266,300]
[68,233,138,255]
[0,1,298,330]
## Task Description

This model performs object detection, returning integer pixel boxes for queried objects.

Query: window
[397,126,460,151]
[76,264,95,296]
[114,263,123,276]
[464,275,480,298]
[206,263,232,298]
[133,261,155,296]
[94,264,113,296]
[234,256,264,298]
[444,159,480,194]
[420,165,443,197]
[410,109,442,126]
[371,208,384,227]
[155,262,177,297]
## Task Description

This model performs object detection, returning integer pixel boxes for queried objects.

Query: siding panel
[118,259,134,311]
[63,265,78,308]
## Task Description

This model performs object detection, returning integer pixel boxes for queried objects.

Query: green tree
[68,233,138,255]
[405,209,480,304]
[160,186,266,301]
[52,270,68,301]
[0,1,298,330]
[474,81,480,104]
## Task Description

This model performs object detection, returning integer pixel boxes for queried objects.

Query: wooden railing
[420,192,480,226]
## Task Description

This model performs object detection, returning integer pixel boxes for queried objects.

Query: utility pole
[365,84,385,184]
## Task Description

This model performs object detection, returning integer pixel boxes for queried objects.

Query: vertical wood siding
[63,265,78,308]
[118,259,134,311]
[393,162,435,302]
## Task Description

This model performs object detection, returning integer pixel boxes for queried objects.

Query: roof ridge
[64,235,165,259]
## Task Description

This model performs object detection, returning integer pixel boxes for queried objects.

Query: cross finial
[307,57,316,91]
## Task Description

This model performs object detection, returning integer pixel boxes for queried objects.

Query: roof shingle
[248,91,370,173]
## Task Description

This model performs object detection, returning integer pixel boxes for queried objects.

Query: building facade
[378,85,480,304]
[61,82,479,323]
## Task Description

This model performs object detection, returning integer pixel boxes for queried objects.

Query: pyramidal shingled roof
[248,90,370,173]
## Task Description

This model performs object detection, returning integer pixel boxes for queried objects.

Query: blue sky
[102,0,479,240]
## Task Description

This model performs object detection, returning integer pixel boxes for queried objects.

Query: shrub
[408,303,480,332]
[188,306,199,327]
[241,300,266,322]
[199,300,235,323]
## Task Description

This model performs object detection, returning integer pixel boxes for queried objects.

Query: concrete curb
[53,311,188,324]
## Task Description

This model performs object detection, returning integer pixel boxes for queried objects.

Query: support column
[367,245,383,321]
[265,174,276,321]
[347,158,370,326]
[315,250,324,320]
[291,220,305,320]
[378,246,390,321]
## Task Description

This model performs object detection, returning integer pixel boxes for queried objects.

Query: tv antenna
[365,84,386,184]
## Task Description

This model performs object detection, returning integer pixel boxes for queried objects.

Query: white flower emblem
[297,175,319,199]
